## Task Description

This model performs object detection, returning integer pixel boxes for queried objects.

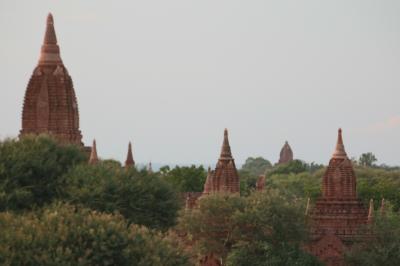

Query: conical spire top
[368,199,374,222]
[39,13,62,65]
[220,128,233,159]
[88,139,99,165]
[332,128,348,159]
[148,162,153,174]
[125,142,135,168]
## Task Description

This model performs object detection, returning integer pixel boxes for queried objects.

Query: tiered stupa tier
[20,13,83,145]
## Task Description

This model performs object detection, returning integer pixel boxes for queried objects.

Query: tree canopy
[0,203,190,266]
[64,163,181,230]
[0,135,86,211]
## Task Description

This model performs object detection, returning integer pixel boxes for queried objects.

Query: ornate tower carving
[278,141,293,164]
[20,13,83,145]
[307,129,368,266]
[203,129,240,194]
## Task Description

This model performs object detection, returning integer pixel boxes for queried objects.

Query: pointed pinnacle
[368,199,374,221]
[220,128,233,159]
[88,139,99,165]
[332,128,348,159]
[39,13,62,65]
[125,141,135,168]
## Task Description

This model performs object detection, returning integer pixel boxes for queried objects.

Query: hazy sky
[1,0,399,166]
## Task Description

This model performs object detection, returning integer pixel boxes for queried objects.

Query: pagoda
[20,13,83,145]
[203,129,240,194]
[307,129,368,266]
[278,141,293,164]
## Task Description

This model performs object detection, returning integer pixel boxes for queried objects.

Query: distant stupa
[20,13,83,145]
[278,141,293,164]
[203,129,240,194]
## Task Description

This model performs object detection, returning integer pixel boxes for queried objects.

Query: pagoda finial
[368,199,374,222]
[88,139,99,165]
[305,197,311,215]
[148,162,153,174]
[332,128,348,159]
[220,128,232,159]
[380,198,386,216]
[39,13,62,65]
[125,141,135,168]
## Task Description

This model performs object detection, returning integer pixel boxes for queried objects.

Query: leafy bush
[0,135,86,211]
[0,203,190,266]
[64,163,181,230]
[161,165,207,192]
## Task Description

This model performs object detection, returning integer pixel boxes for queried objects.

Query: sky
[0,0,399,166]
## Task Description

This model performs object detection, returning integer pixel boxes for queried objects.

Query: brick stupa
[203,129,240,194]
[278,141,293,164]
[307,129,368,266]
[20,13,83,145]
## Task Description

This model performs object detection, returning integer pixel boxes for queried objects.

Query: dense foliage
[178,190,321,265]
[0,203,190,266]
[160,165,207,192]
[345,206,400,265]
[0,135,86,211]
[64,163,181,230]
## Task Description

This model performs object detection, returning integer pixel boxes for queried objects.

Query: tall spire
[39,13,62,65]
[148,162,153,174]
[332,128,348,159]
[368,199,374,222]
[88,139,99,165]
[125,142,135,168]
[220,128,233,159]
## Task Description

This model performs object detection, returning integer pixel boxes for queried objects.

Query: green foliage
[178,190,318,264]
[0,203,191,266]
[0,135,86,211]
[161,165,207,192]
[345,209,400,266]
[267,170,323,200]
[269,160,309,175]
[178,194,246,259]
[355,167,400,211]
[64,163,181,230]
[241,157,272,176]
[359,152,378,167]
[227,190,321,266]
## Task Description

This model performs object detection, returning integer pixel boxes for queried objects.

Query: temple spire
[148,162,153,174]
[124,142,135,168]
[39,13,62,65]
[88,139,99,165]
[305,197,311,215]
[368,199,374,222]
[380,198,385,216]
[220,128,233,159]
[332,128,348,159]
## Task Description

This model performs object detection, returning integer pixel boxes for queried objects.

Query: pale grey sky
[1,0,399,166]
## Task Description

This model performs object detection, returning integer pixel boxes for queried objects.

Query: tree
[0,135,86,211]
[178,190,321,265]
[162,165,207,192]
[345,206,400,265]
[227,190,321,266]
[178,194,246,262]
[0,203,191,266]
[241,157,272,177]
[269,160,309,175]
[64,163,181,230]
[359,152,378,167]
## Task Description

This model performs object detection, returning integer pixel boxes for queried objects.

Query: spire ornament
[88,139,99,165]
